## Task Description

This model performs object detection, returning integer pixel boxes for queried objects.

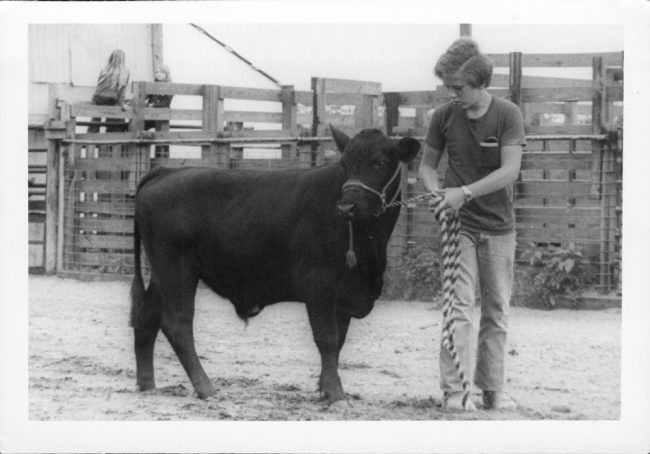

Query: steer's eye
[376,160,387,168]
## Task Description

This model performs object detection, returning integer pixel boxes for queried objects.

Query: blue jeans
[439,229,516,393]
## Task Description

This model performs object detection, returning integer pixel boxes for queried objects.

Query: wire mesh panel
[515,137,620,291]
[61,142,149,276]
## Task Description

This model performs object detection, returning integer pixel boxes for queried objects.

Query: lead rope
[346,221,357,268]
[345,190,470,406]
[383,193,470,407]
[430,197,471,409]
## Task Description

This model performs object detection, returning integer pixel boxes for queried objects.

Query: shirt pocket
[479,136,501,169]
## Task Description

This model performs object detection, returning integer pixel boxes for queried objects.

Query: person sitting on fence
[418,37,525,412]
[144,64,173,158]
[87,49,131,133]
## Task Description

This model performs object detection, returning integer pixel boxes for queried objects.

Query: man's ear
[330,124,350,153]
[396,137,421,163]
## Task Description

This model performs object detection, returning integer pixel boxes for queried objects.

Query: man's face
[442,73,483,110]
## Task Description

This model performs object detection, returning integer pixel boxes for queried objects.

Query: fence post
[592,57,605,135]
[373,93,385,132]
[58,102,75,274]
[281,85,298,161]
[593,131,615,291]
[281,85,297,133]
[202,85,225,167]
[130,81,149,194]
[509,52,523,107]
[44,85,61,274]
[590,56,611,289]
[590,56,605,201]
[44,136,59,273]
[311,77,327,165]
[589,56,605,200]
[131,82,146,135]
[311,77,326,137]
[383,92,401,137]
[509,52,523,202]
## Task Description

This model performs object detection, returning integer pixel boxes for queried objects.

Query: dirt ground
[28,275,621,421]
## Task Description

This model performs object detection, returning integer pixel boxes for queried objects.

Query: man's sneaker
[482,391,517,410]
[443,391,477,412]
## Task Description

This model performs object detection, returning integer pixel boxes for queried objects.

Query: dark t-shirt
[426,96,526,234]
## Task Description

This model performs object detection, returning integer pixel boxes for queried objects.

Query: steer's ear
[330,124,350,152]
[396,137,421,163]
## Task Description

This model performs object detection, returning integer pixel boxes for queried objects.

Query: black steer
[130,126,420,403]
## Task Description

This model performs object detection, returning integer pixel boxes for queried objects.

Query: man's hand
[428,188,465,212]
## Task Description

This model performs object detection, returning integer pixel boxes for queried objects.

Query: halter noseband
[341,163,402,216]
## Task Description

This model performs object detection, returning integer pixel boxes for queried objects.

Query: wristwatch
[461,185,473,202]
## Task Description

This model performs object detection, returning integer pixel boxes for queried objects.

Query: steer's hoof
[321,389,349,406]
[137,381,156,392]
[327,398,352,409]
[195,385,217,400]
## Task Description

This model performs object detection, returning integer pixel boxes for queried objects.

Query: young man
[418,38,526,411]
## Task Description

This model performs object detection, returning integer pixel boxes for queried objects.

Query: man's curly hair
[434,38,493,88]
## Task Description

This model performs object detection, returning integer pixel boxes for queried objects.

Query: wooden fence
[384,51,623,290]
[34,51,623,293]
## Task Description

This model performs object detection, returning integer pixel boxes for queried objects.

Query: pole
[460,24,472,37]
[190,23,282,88]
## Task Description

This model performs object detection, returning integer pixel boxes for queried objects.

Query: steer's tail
[130,168,169,328]
[129,217,146,328]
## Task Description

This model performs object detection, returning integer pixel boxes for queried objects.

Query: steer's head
[332,126,421,220]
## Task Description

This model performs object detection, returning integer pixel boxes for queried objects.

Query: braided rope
[385,193,471,407]
[431,198,471,408]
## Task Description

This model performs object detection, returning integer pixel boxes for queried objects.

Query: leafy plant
[521,242,593,309]
[382,245,441,301]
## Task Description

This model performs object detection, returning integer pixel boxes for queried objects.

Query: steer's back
[135,165,344,307]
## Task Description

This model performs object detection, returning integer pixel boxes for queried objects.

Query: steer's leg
[306,303,346,404]
[315,310,350,395]
[157,262,216,399]
[134,282,163,391]
[336,311,351,356]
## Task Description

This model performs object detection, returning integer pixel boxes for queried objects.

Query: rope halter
[341,163,403,269]
[341,162,403,217]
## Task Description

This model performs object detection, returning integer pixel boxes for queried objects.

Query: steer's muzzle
[338,180,383,220]
[337,201,356,219]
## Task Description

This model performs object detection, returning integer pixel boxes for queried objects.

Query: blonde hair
[155,64,172,82]
[98,49,130,92]
[434,38,493,88]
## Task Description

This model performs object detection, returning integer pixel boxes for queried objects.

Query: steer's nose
[337,202,355,219]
